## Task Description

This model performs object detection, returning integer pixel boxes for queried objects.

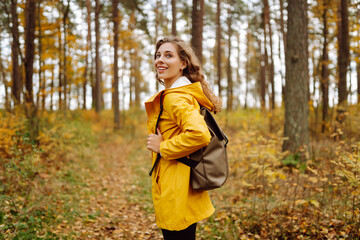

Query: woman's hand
[146,128,163,153]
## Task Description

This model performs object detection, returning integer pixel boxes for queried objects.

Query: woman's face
[154,42,186,87]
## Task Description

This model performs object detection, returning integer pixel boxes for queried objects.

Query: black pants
[161,223,197,240]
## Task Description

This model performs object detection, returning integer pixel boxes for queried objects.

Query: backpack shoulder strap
[149,91,165,177]
[200,106,228,146]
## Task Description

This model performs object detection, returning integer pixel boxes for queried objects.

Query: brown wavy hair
[154,36,222,113]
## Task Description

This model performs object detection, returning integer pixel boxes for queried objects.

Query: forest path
[69,138,161,239]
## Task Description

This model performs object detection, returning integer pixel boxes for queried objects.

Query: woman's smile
[157,65,168,73]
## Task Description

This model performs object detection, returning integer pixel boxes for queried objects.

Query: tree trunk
[278,32,285,105]
[216,0,222,98]
[264,0,275,132]
[236,32,241,108]
[264,0,275,110]
[113,0,120,129]
[171,0,176,36]
[67,83,72,110]
[259,38,266,110]
[320,2,329,133]
[11,0,21,104]
[91,54,95,108]
[357,45,360,104]
[24,0,36,105]
[162,0,170,36]
[58,22,62,110]
[134,53,141,108]
[121,53,126,122]
[24,0,38,136]
[1,61,10,112]
[279,0,286,104]
[282,0,309,153]
[84,0,92,110]
[129,52,134,108]
[226,11,233,111]
[100,60,104,109]
[95,0,102,113]
[260,2,268,111]
[311,52,319,133]
[191,0,204,64]
[37,0,45,111]
[62,0,70,111]
[50,65,54,111]
[244,31,250,109]
[76,83,80,109]
[337,0,349,105]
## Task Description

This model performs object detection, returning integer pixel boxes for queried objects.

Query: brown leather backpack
[177,106,229,190]
[149,91,229,191]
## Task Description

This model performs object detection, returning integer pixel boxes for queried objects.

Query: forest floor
[2,108,360,239]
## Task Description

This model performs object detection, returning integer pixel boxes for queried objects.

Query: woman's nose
[155,55,164,64]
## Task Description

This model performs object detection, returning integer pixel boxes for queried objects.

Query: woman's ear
[181,60,187,70]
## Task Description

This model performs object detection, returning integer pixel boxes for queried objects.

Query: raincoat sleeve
[159,93,211,160]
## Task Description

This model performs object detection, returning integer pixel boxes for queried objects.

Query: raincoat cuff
[159,142,164,159]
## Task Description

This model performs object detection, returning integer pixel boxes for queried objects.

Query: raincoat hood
[145,81,214,119]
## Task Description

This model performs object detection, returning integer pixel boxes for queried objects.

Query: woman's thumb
[157,128,161,135]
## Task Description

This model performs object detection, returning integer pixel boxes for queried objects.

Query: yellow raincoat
[145,81,215,230]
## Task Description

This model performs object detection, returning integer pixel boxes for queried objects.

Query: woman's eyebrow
[157,50,174,54]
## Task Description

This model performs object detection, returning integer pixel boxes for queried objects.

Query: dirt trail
[70,140,162,239]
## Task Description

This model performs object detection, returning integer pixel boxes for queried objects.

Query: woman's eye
[166,54,172,58]
[155,54,160,59]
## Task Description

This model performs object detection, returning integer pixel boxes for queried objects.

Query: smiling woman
[154,43,187,89]
[145,36,222,240]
